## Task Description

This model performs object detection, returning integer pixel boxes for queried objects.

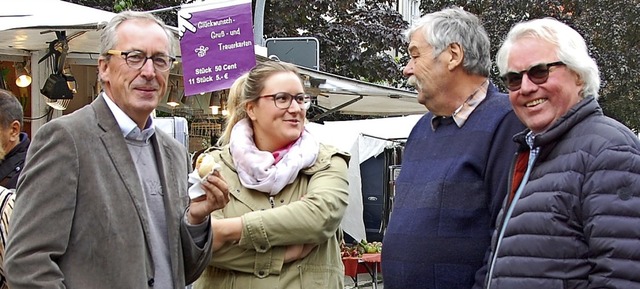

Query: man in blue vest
[381,7,524,289]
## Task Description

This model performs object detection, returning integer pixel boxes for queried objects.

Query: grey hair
[99,11,176,58]
[0,89,23,128]
[496,18,600,99]
[405,7,491,76]
[217,61,302,146]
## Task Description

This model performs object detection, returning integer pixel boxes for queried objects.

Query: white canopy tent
[0,0,117,132]
[0,0,115,53]
[307,114,422,242]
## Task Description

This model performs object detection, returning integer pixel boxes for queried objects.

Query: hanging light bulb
[166,85,181,107]
[15,61,32,88]
[63,66,77,94]
[165,81,182,107]
[209,91,221,109]
[220,92,228,116]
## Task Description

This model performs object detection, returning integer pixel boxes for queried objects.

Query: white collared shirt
[430,80,489,130]
[102,92,155,142]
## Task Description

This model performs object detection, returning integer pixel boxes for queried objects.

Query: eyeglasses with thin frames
[106,50,176,72]
[259,92,311,110]
[501,61,565,91]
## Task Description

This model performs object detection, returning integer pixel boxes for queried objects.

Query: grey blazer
[4,95,212,289]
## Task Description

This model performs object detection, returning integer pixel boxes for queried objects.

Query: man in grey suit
[4,11,230,289]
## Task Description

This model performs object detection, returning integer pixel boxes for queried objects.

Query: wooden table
[342,253,381,289]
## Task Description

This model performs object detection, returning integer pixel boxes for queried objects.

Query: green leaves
[263,0,408,85]
[113,0,132,12]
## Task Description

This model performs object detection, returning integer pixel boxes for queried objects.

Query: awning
[299,66,426,116]
[254,54,427,117]
[0,0,116,56]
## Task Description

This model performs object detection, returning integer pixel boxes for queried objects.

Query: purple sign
[179,2,256,96]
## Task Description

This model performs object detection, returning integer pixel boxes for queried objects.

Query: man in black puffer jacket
[486,18,640,289]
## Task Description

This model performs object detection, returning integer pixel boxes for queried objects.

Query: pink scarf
[229,119,319,196]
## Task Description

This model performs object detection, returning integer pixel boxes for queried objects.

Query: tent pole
[254,0,266,46]
[309,95,363,122]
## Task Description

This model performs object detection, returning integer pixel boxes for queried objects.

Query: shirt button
[258,270,265,276]
[148,278,154,286]
[259,245,266,250]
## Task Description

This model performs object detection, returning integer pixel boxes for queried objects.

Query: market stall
[307,114,421,243]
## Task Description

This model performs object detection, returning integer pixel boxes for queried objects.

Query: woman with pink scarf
[194,61,350,289]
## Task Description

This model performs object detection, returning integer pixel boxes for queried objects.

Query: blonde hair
[217,61,302,145]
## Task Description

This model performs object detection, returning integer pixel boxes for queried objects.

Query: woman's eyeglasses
[501,61,565,91]
[259,92,311,110]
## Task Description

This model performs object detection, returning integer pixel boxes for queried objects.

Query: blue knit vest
[381,86,522,289]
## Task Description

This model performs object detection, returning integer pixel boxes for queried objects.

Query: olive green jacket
[194,143,350,289]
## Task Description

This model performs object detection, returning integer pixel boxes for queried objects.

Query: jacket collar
[4,132,30,159]
[513,96,602,156]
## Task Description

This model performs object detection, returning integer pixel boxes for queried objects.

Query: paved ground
[344,273,384,289]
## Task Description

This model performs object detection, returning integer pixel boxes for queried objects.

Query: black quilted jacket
[486,96,640,289]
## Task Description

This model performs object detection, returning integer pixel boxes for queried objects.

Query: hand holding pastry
[187,153,229,224]
[196,153,221,179]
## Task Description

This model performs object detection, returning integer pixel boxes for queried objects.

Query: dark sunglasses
[501,61,565,91]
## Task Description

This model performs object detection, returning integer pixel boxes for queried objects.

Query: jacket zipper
[269,196,275,208]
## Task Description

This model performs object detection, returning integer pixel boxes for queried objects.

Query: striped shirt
[0,186,15,289]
